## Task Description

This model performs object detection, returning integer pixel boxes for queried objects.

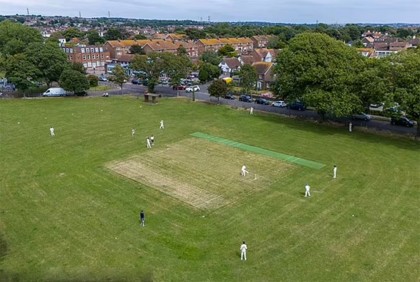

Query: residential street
[98,82,417,137]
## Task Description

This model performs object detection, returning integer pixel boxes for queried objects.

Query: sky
[0,0,419,24]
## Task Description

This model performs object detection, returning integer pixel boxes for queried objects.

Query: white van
[43,88,67,97]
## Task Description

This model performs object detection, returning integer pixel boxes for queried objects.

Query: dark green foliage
[208,79,228,100]
[87,74,99,87]
[59,69,90,94]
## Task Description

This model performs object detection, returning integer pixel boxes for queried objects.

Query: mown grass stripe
[191,132,325,169]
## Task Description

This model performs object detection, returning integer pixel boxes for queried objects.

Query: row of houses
[61,36,274,74]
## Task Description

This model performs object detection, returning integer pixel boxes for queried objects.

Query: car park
[288,101,306,111]
[254,98,271,105]
[239,95,253,102]
[390,116,414,127]
[352,113,372,121]
[186,85,200,92]
[272,101,287,108]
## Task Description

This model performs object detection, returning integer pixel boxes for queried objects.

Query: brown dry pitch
[106,138,296,210]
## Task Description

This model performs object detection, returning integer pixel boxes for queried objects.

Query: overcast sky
[0,0,419,24]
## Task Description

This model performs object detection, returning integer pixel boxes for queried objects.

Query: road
[95,82,417,137]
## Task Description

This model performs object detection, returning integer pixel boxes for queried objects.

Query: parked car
[186,85,200,92]
[224,93,235,100]
[391,116,415,127]
[239,95,253,102]
[131,79,141,85]
[272,101,287,108]
[288,101,306,111]
[173,85,186,90]
[352,113,372,121]
[99,76,108,82]
[254,98,271,105]
[369,103,384,112]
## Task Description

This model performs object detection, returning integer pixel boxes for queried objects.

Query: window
[87,55,90,60]
[101,54,104,59]
[81,48,85,53]
[95,47,99,53]
[82,55,86,60]
[91,48,94,53]
[99,47,103,52]
[70,49,73,53]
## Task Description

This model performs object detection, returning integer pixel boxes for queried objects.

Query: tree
[177,45,187,56]
[87,30,105,45]
[208,79,228,101]
[384,48,420,137]
[0,20,42,55]
[239,64,258,94]
[218,44,237,57]
[109,65,128,90]
[25,41,70,87]
[134,34,147,40]
[71,62,86,74]
[200,51,222,66]
[131,52,191,93]
[129,45,145,55]
[87,74,99,87]
[3,53,40,94]
[59,69,89,95]
[62,27,83,41]
[198,62,220,83]
[275,32,365,119]
[104,28,127,40]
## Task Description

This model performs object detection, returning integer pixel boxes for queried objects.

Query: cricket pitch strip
[106,138,295,210]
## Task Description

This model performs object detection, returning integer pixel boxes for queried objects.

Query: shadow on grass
[256,112,419,151]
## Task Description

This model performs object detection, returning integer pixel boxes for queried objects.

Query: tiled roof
[106,40,150,48]
[240,55,255,65]
[199,37,253,46]
[222,57,241,69]
[252,62,273,75]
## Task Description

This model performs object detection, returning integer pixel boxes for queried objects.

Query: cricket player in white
[132,128,135,137]
[146,137,152,148]
[333,165,337,179]
[349,122,352,132]
[150,135,155,146]
[50,127,55,136]
[250,107,254,115]
[305,184,311,197]
[241,165,249,176]
[160,120,164,129]
[240,241,247,261]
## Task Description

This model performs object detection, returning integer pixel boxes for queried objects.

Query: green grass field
[0,96,419,281]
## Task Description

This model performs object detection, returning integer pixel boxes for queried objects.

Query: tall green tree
[62,27,83,41]
[239,64,258,94]
[25,42,70,87]
[384,48,420,137]
[59,69,90,95]
[200,51,222,66]
[198,62,220,83]
[109,65,128,90]
[275,32,365,118]
[0,20,42,55]
[208,79,228,101]
[3,53,40,93]
[129,45,145,55]
[87,30,105,45]
[218,44,237,57]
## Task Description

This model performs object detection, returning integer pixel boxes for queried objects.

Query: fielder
[240,241,247,261]
[50,127,55,136]
[250,107,254,115]
[160,120,164,129]
[132,128,135,137]
[150,135,155,146]
[305,183,311,197]
[146,137,152,148]
[241,165,249,176]
[333,165,337,179]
